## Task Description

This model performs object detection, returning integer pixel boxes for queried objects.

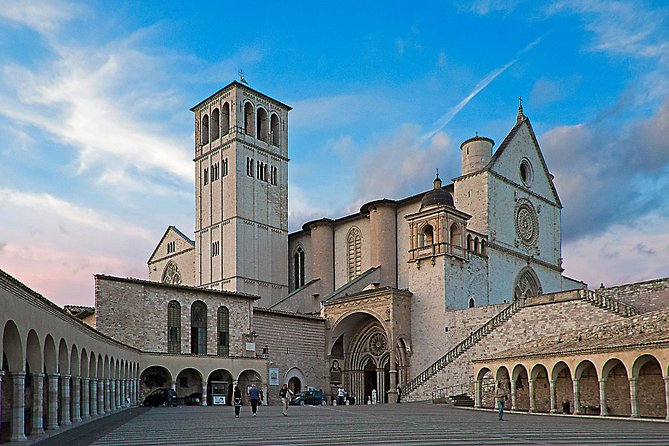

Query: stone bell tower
[191,80,291,307]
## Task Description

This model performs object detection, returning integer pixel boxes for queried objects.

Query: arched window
[467,234,472,251]
[347,227,362,281]
[270,113,280,146]
[422,225,434,247]
[211,108,220,140]
[191,301,207,355]
[450,223,461,248]
[222,102,230,135]
[293,247,305,289]
[162,261,182,285]
[481,240,486,256]
[474,237,480,253]
[201,114,209,145]
[244,102,254,136]
[217,306,229,356]
[514,268,541,301]
[257,107,268,142]
[468,298,475,308]
[167,301,181,354]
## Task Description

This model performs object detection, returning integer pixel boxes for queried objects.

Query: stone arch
[97,355,104,380]
[551,361,573,414]
[70,345,80,378]
[79,349,88,379]
[139,366,172,402]
[284,367,306,396]
[57,339,69,375]
[237,369,263,405]
[43,335,57,375]
[513,266,541,300]
[222,102,230,135]
[476,367,495,409]
[419,223,434,248]
[530,363,550,412]
[632,354,665,418]
[512,363,529,411]
[244,102,254,136]
[270,112,280,146]
[601,358,630,416]
[3,320,23,372]
[201,113,209,144]
[574,359,599,414]
[256,106,268,142]
[175,367,204,401]
[26,330,42,375]
[211,107,220,140]
[207,369,234,406]
[450,222,461,248]
[162,261,182,285]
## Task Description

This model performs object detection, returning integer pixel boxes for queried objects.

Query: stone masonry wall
[406,297,625,401]
[252,308,326,404]
[598,277,669,313]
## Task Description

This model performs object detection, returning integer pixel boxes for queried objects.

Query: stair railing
[403,298,525,395]
[578,289,640,317]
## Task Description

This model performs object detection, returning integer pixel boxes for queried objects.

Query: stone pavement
[36,403,669,445]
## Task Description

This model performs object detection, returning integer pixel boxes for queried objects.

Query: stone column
[664,378,669,420]
[474,380,482,408]
[572,379,581,414]
[59,374,72,426]
[202,381,208,407]
[528,379,536,413]
[110,380,117,411]
[46,373,60,430]
[376,367,385,403]
[629,378,639,418]
[510,378,517,410]
[599,380,608,416]
[0,372,3,437]
[104,379,111,413]
[71,377,81,422]
[10,372,28,442]
[549,379,557,413]
[31,373,45,435]
[388,348,397,405]
[90,379,98,416]
[81,378,90,419]
[98,379,105,414]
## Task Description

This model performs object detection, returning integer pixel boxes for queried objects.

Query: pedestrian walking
[279,383,294,416]
[233,386,242,418]
[494,382,507,421]
[396,385,402,404]
[248,384,260,417]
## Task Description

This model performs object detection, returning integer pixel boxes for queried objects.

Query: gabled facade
[147,226,196,286]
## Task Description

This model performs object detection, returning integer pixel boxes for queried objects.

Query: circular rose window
[369,333,387,356]
[515,199,539,245]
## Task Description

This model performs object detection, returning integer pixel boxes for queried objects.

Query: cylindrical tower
[309,219,335,297]
[368,201,397,288]
[460,136,494,176]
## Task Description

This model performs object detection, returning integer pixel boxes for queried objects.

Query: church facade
[138,81,581,404]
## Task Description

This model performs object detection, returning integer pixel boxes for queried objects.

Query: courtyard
[35,402,669,446]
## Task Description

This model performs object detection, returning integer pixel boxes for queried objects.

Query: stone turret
[460,135,494,176]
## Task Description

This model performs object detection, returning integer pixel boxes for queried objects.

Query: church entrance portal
[363,359,377,403]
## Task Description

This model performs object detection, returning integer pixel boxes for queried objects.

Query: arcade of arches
[474,351,669,419]
[324,287,412,405]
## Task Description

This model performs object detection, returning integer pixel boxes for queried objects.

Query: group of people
[233,383,294,417]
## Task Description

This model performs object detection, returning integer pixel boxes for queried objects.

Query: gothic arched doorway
[513,267,541,300]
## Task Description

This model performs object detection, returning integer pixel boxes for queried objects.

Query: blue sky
[1,0,668,306]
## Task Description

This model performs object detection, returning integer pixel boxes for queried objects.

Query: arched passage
[175,367,203,403]
[476,367,494,408]
[139,366,172,403]
[237,369,263,406]
[551,361,573,414]
[207,369,233,406]
[632,354,665,418]
[511,364,529,411]
[602,358,630,416]
[575,360,599,415]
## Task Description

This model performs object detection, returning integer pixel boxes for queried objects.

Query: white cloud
[0,0,84,35]
[288,184,329,232]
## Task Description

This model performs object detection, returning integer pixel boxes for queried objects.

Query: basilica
[2,81,669,442]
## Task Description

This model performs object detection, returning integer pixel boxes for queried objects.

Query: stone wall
[406,295,625,401]
[252,308,326,404]
[95,275,254,356]
[598,277,669,313]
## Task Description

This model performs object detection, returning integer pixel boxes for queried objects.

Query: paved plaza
[35,402,669,446]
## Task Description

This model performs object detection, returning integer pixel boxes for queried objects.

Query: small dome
[420,175,454,209]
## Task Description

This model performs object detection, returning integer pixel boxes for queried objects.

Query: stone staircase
[402,298,525,397]
[402,288,641,401]
[431,382,475,406]
[577,288,640,317]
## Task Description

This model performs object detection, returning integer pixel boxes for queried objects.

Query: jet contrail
[422,33,547,141]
